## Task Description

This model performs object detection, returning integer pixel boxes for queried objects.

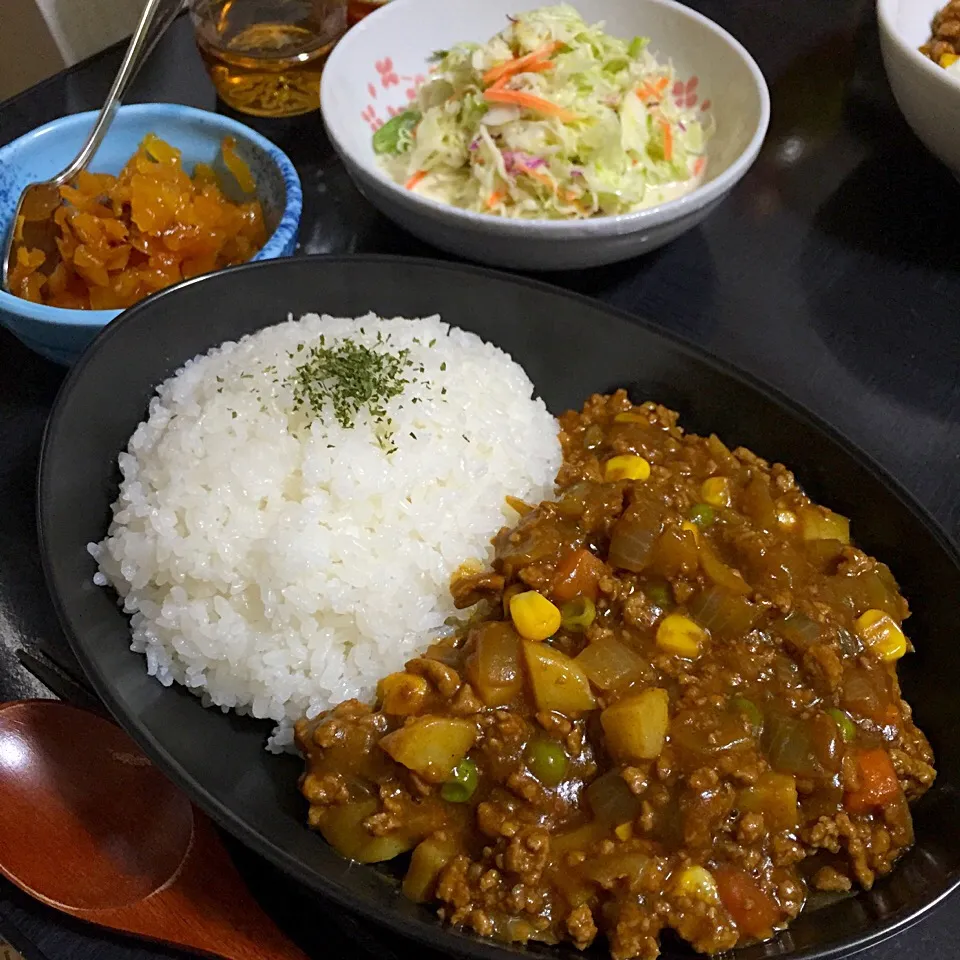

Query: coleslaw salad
[371,4,713,219]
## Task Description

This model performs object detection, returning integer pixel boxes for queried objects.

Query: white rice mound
[89,313,560,751]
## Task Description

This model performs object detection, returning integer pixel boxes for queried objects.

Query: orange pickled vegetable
[221,136,257,194]
[7,134,267,310]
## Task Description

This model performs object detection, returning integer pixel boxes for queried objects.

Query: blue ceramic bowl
[0,104,302,365]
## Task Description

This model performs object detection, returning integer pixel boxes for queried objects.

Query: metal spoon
[0,699,309,960]
[1,0,184,293]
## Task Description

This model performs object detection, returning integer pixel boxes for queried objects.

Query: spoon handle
[53,0,183,188]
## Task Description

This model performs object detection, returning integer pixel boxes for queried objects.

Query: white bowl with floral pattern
[321,0,769,271]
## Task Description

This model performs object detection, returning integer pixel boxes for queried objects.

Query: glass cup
[347,0,391,26]
[189,0,348,117]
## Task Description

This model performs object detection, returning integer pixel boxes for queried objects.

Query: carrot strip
[637,77,669,103]
[486,190,505,209]
[660,118,673,163]
[482,41,561,86]
[405,170,428,190]
[483,88,577,122]
[692,156,706,176]
[526,168,555,189]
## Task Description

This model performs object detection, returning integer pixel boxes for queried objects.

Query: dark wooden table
[2,2,960,958]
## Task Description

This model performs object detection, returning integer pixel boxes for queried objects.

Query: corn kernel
[379,672,429,715]
[656,614,707,658]
[680,520,700,543]
[510,590,562,641]
[604,455,651,482]
[941,53,959,68]
[672,865,720,903]
[776,508,797,528]
[615,821,634,841]
[614,412,647,424]
[700,476,731,508]
[855,609,908,662]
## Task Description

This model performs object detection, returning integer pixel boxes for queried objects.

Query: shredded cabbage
[373,4,713,219]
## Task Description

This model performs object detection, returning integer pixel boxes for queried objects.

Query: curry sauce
[296,392,934,958]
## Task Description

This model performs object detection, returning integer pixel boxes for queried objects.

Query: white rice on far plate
[89,313,561,751]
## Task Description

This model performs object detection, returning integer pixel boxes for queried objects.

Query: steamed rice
[89,313,560,750]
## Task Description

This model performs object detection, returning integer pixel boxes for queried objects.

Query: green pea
[524,740,568,787]
[827,708,857,743]
[441,758,478,803]
[731,696,763,733]
[687,503,716,528]
[561,596,596,632]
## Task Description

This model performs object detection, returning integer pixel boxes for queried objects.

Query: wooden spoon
[0,699,309,960]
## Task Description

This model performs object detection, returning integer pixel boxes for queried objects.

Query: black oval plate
[38,256,960,960]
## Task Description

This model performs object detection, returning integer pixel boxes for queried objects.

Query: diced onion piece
[648,526,699,577]
[777,612,822,650]
[840,665,887,720]
[761,712,822,778]
[800,506,850,544]
[582,851,649,886]
[698,538,751,595]
[688,587,759,639]
[575,637,650,690]
[586,769,641,824]
[729,696,763,733]
[743,475,777,530]
[608,501,663,572]
[466,621,523,706]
